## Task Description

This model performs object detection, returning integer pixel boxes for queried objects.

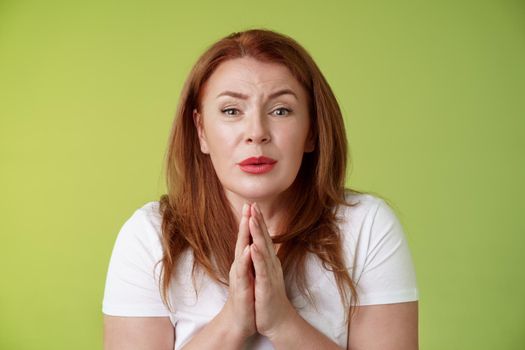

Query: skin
[193,57,315,233]
[103,57,419,349]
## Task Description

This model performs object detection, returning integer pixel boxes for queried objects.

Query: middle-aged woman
[102,28,419,350]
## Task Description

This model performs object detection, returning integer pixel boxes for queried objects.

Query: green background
[1,0,523,349]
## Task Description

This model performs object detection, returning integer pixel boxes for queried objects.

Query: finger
[250,243,269,279]
[236,245,253,290]
[249,214,273,260]
[251,203,276,257]
[234,203,251,258]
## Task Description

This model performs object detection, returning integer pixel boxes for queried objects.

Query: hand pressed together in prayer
[222,202,296,342]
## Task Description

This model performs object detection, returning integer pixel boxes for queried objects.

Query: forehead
[201,57,306,99]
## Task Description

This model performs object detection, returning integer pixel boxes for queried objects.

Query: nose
[245,112,271,144]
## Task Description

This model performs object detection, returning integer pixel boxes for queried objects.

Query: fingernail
[242,203,247,215]
[253,203,260,216]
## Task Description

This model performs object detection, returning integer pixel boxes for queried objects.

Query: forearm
[180,310,247,350]
[268,310,343,350]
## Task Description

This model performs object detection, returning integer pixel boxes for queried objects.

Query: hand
[249,203,296,339]
[220,203,256,340]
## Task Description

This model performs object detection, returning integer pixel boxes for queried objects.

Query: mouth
[238,156,277,174]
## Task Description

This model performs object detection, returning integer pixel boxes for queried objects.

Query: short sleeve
[102,203,170,316]
[353,198,419,306]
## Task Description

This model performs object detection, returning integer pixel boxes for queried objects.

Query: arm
[177,306,246,350]
[268,300,418,350]
[347,301,419,350]
[250,198,418,350]
[267,309,344,350]
[103,316,174,350]
[103,205,175,349]
[344,198,419,349]
[230,276,418,348]
[103,203,256,350]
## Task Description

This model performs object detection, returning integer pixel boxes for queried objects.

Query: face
[194,56,314,205]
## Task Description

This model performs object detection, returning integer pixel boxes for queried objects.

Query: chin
[237,189,281,202]
[225,184,289,203]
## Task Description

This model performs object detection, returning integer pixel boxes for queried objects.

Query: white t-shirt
[102,193,419,349]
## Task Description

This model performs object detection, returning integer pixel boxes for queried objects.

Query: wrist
[216,304,252,345]
[265,304,301,346]
[265,307,342,350]
[181,306,251,350]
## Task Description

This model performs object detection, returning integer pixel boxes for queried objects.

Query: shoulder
[122,201,162,236]
[133,201,162,227]
[337,190,392,225]
[111,201,164,257]
[336,190,410,262]
[103,201,170,317]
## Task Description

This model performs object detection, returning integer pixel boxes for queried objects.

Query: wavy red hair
[158,28,365,322]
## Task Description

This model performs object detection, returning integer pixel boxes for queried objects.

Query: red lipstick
[238,156,277,174]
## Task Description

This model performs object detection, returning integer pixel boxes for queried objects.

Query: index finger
[234,203,251,258]
[251,203,276,257]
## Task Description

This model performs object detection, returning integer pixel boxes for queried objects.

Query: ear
[193,108,210,154]
[304,128,316,153]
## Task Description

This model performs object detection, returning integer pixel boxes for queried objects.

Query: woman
[102,28,419,349]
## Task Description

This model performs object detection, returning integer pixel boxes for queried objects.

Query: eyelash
[221,107,292,117]
[221,108,240,116]
[273,107,291,117]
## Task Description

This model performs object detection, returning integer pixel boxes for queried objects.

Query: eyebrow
[216,88,298,101]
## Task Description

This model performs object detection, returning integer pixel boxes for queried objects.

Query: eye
[272,107,292,117]
[221,108,240,117]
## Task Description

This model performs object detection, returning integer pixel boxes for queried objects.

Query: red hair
[159,28,365,321]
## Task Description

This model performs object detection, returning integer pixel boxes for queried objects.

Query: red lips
[239,156,277,165]
[238,156,277,174]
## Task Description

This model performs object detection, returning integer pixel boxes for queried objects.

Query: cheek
[282,127,310,154]
[205,126,240,163]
